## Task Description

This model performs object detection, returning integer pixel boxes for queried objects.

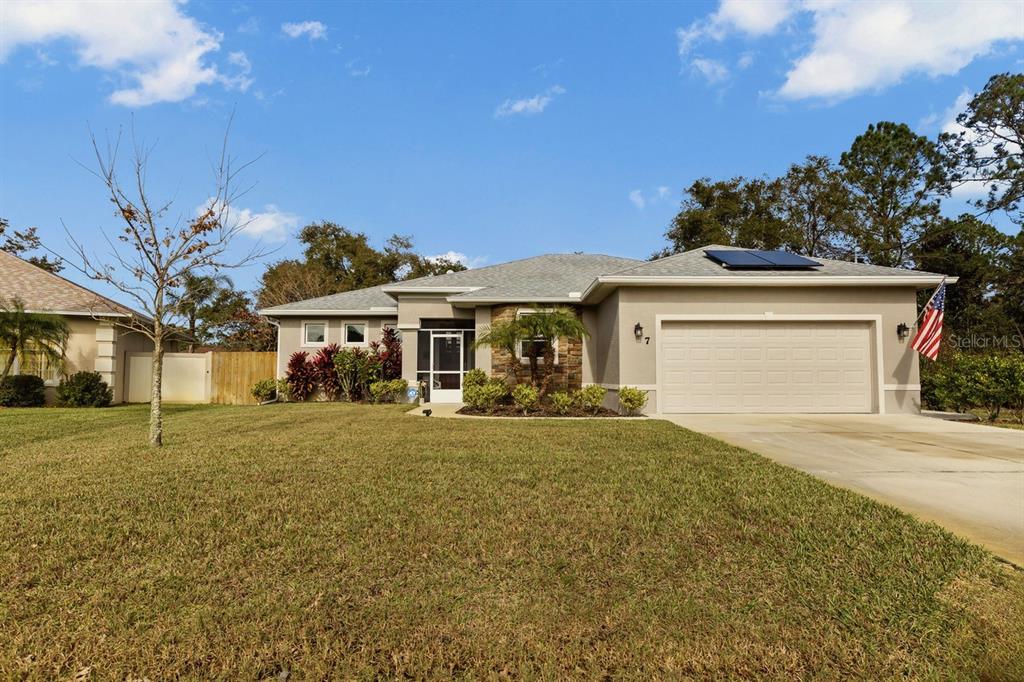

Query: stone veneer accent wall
[489,304,583,392]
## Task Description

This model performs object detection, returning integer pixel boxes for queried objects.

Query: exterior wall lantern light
[897,322,910,340]
[634,323,644,341]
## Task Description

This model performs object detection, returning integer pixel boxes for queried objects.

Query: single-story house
[0,250,154,402]
[259,245,954,415]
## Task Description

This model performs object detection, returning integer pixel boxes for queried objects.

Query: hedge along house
[0,250,154,403]
[259,246,954,415]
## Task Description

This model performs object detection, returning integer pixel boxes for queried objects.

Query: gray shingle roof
[259,284,397,313]
[0,250,140,317]
[392,253,641,301]
[259,246,950,314]
[604,245,949,279]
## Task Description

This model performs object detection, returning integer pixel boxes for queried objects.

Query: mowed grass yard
[1,404,1022,679]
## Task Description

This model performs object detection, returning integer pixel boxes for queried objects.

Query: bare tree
[64,117,266,446]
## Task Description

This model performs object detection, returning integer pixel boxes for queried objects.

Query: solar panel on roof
[704,250,774,267]
[704,249,822,269]
[749,250,822,268]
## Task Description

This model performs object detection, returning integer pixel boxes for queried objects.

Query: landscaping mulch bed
[457,404,633,417]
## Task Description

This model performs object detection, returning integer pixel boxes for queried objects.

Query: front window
[303,322,327,346]
[517,310,558,364]
[344,323,367,346]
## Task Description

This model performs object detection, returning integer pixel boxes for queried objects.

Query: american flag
[911,281,946,361]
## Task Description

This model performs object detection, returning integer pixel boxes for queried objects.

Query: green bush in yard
[574,384,607,415]
[56,371,112,407]
[0,374,45,407]
[617,386,648,415]
[463,368,488,389]
[369,379,409,404]
[549,391,574,415]
[463,378,508,409]
[512,383,539,414]
[925,351,1024,422]
[251,378,277,403]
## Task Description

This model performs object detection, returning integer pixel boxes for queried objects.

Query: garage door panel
[661,321,873,414]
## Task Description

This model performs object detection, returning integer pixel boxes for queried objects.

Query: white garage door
[660,321,873,414]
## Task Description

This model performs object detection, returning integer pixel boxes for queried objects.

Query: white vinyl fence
[125,352,212,403]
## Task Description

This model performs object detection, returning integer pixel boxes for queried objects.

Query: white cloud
[737,52,755,69]
[494,85,566,118]
[346,59,371,77]
[197,199,299,242]
[237,17,260,35]
[692,57,730,83]
[778,2,1024,100]
[630,186,674,210]
[0,0,245,107]
[281,20,327,40]
[678,0,794,58]
[222,51,253,92]
[428,251,486,269]
[676,1,1024,101]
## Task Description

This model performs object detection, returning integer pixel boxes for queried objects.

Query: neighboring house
[0,250,154,402]
[259,245,954,415]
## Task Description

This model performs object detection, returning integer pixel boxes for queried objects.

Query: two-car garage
[658,319,875,414]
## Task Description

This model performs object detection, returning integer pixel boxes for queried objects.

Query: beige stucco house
[0,250,154,403]
[259,246,954,415]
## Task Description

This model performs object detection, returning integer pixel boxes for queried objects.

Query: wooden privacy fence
[210,352,276,404]
[125,351,275,405]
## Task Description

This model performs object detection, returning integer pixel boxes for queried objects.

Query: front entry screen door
[430,332,463,402]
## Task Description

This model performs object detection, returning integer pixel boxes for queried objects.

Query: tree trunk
[1,346,18,383]
[149,335,164,447]
[539,340,556,397]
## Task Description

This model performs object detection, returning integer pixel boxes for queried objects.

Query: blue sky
[1,0,1021,298]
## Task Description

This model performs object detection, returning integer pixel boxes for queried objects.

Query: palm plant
[472,319,526,387]
[0,297,70,383]
[515,306,589,396]
[169,273,234,352]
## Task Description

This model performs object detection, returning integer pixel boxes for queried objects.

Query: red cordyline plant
[286,351,317,401]
[311,343,342,400]
[375,327,402,380]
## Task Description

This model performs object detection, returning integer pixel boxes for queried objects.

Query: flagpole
[912,277,946,329]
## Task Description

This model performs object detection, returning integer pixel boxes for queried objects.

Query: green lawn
[1,404,1021,679]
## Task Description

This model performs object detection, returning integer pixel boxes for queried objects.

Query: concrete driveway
[663,414,1024,566]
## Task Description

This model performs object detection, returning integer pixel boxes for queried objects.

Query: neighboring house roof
[0,250,140,317]
[259,246,953,315]
[259,284,398,314]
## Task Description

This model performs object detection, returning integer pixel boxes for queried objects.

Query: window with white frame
[517,309,558,365]
[303,321,327,346]
[344,322,367,346]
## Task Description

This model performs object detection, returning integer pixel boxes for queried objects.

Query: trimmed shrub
[335,347,381,402]
[0,374,46,407]
[549,391,574,415]
[512,383,539,414]
[286,351,317,402]
[574,385,607,415]
[617,386,648,416]
[463,368,488,389]
[312,343,342,400]
[56,371,112,407]
[463,379,508,410]
[370,379,409,404]
[275,378,291,402]
[251,378,277,403]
